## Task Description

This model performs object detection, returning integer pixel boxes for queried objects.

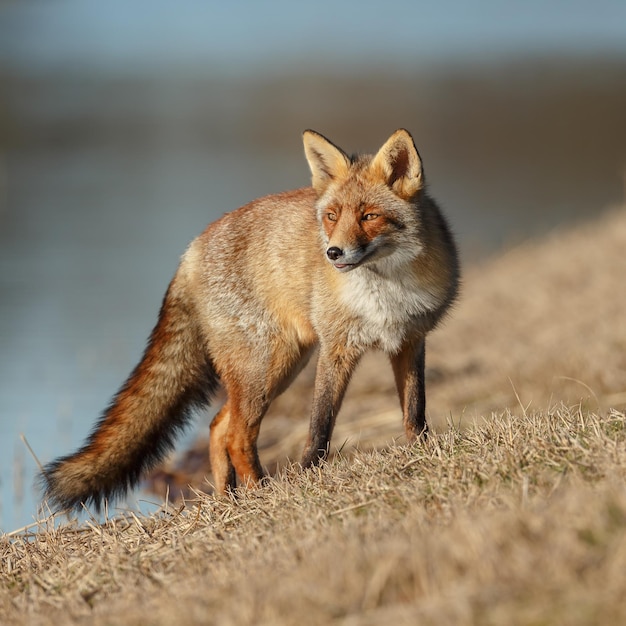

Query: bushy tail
[41,279,218,513]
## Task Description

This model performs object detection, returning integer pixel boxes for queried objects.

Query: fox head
[303,129,426,273]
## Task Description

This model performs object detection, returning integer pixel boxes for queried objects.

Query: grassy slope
[2,207,626,625]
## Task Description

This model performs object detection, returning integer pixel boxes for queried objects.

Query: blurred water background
[1,0,625,531]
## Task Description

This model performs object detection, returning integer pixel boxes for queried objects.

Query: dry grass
[2,207,626,625]
[3,407,626,625]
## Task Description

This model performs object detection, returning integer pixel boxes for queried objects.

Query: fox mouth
[329,248,377,272]
[332,262,358,272]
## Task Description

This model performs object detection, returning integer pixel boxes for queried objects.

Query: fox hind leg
[209,403,236,493]
[215,340,313,492]
[224,396,267,489]
[209,394,269,494]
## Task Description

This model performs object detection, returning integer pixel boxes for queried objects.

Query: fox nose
[326,247,343,261]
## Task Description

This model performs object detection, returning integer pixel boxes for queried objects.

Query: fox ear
[303,130,351,195]
[370,129,423,200]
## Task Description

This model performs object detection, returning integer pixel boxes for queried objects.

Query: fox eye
[362,213,379,221]
[326,212,337,222]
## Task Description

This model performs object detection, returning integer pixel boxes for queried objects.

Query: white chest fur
[340,266,440,354]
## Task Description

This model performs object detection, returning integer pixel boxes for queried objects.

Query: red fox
[41,129,459,512]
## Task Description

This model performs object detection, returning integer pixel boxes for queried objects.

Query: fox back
[41,129,459,513]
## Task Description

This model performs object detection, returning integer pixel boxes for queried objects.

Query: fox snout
[326,245,371,272]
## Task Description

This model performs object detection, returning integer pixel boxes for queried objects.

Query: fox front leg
[301,343,363,468]
[390,337,428,441]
